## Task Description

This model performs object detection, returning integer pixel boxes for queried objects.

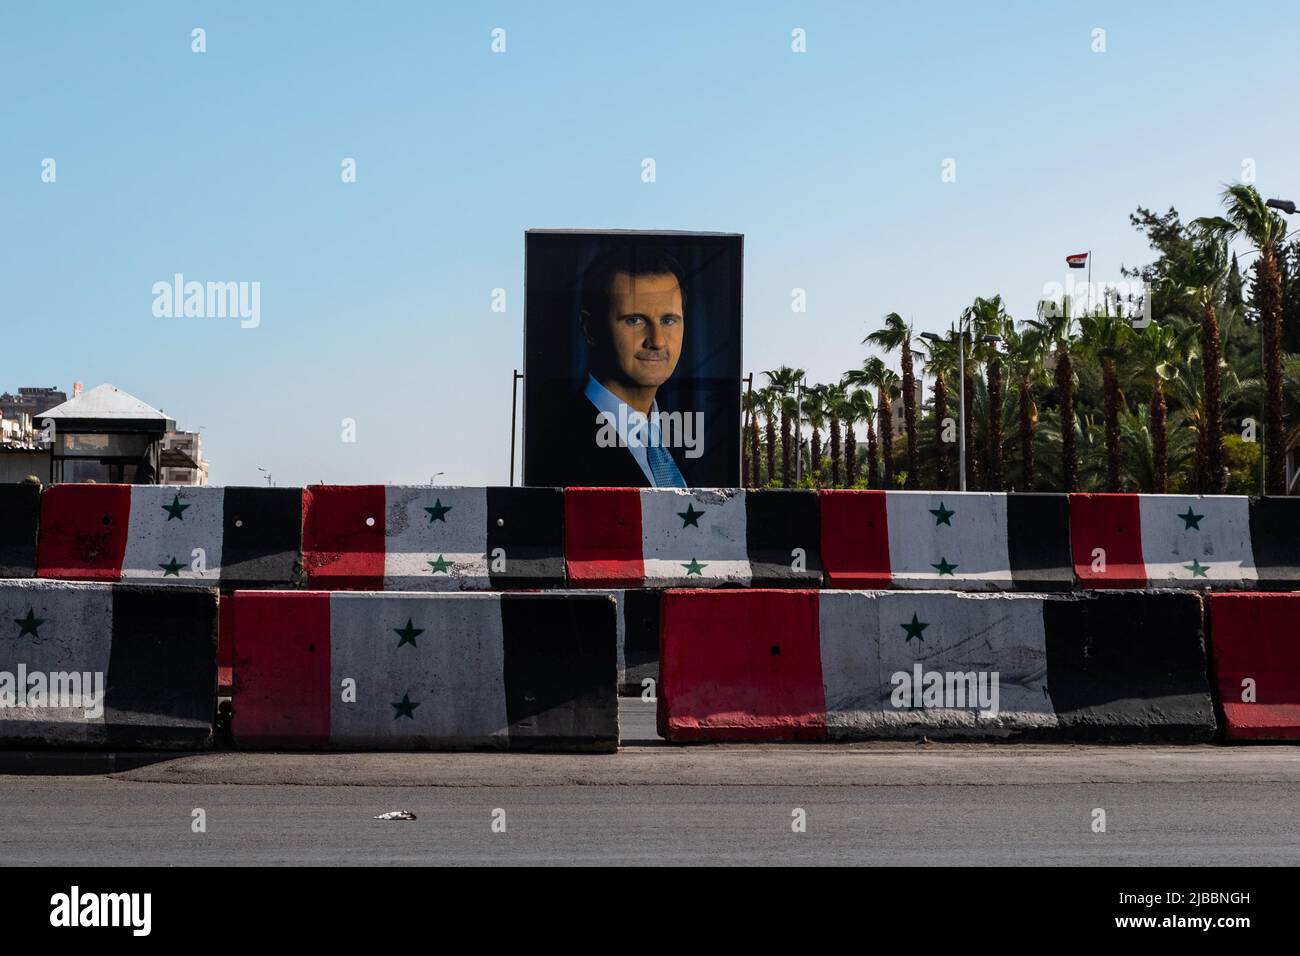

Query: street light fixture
[1266,198,1297,215]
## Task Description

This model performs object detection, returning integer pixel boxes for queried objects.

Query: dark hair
[580,244,686,322]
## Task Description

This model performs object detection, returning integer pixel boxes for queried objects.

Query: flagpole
[1087,250,1092,315]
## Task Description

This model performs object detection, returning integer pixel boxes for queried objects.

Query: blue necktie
[647,441,686,487]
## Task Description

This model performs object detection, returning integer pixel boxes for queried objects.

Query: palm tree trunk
[962,371,977,490]
[1057,348,1077,492]
[765,415,776,487]
[1104,359,1121,492]
[845,423,858,487]
[867,422,879,489]
[902,349,918,488]
[933,372,949,490]
[1261,248,1285,494]
[830,417,842,487]
[987,362,1004,491]
[811,427,823,485]
[1201,304,1226,494]
[749,412,762,488]
[1152,379,1168,494]
[878,390,893,488]
[1019,377,1035,490]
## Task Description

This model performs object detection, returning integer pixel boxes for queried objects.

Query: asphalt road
[1,700,1298,865]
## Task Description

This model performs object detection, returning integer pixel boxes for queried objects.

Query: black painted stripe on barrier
[1247,496,1300,590]
[500,593,618,751]
[621,588,662,696]
[486,487,566,588]
[1043,590,1214,741]
[220,487,304,589]
[1006,493,1073,591]
[106,585,218,749]
[745,489,823,587]
[0,483,40,578]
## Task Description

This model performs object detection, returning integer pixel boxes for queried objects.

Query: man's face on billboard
[602,271,684,389]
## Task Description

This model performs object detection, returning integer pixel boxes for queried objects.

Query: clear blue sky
[5,2,1299,485]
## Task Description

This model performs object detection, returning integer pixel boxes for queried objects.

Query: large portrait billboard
[523,230,742,488]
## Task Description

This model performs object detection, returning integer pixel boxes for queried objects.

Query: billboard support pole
[509,369,522,486]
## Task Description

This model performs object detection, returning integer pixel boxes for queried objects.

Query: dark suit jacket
[528,390,690,488]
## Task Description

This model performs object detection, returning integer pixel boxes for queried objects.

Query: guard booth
[35,384,176,484]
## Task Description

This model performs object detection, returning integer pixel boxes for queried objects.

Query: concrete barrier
[565,487,822,589]
[36,484,302,588]
[819,491,1072,590]
[1206,593,1300,740]
[0,579,216,748]
[1071,493,1257,589]
[230,590,618,751]
[301,485,565,590]
[659,588,1214,742]
[0,483,40,578]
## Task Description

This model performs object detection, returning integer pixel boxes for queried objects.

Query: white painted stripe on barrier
[383,486,490,590]
[821,591,1056,734]
[120,486,224,583]
[328,592,508,746]
[640,488,751,587]
[1138,494,1257,587]
[885,492,1012,590]
[0,580,111,733]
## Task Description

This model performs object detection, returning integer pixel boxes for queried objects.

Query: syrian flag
[301,485,565,590]
[564,488,823,589]
[229,591,618,751]
[1066,252,1089,269]
[36,484,303,589]
[1070,494,1258,588]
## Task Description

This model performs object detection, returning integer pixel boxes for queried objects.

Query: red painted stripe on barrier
[564,487,644,587]
[301,485,385,590]
[1208,593,1300,740]
[659,589,826,741]
[230,591,331,746]
[35,483,130,580]
[1069,493,1145,588]
[817,490,891,588]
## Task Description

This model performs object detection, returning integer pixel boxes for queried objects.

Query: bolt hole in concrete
[101,515,111,525]
[234,518,243,528]
[365,516,375,526]
[771,645,781,655]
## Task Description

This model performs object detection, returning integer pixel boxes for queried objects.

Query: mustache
[635,350,669,360]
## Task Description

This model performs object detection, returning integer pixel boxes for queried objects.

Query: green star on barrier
[159,556,184,577]
[391,692,419,720]
[427,554,452,574]
[677,503,704,528]
[424,499,452,523]
[161,493,190,521]
[394,618,424,648]
[1184,558,1210,578]
[901,613,929,643]
[929,501,955,526]
[682,558,708,576]
[931,556,958,576]
[14,609,44,639]
[1178,506,1204,530]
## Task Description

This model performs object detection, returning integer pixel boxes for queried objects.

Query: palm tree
[847,358,899,487]
[1028,297,1078,491]
[920,334,958,489]
[965,296,1011,490]
[842,383,877,487]
[1004,322,1049,490]
[1162,226,1231,493]
[763,366,804,487]
[1077,303,1133,491]
[741,385,759,486]
[1128,320,1196,492]
[864,313,920,487]
[802,384,828,485]
[822,383,851,487]
[757,387,779,486]
[1201,185,1289,493]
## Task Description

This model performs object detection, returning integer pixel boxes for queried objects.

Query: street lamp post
[921,326,999,492]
